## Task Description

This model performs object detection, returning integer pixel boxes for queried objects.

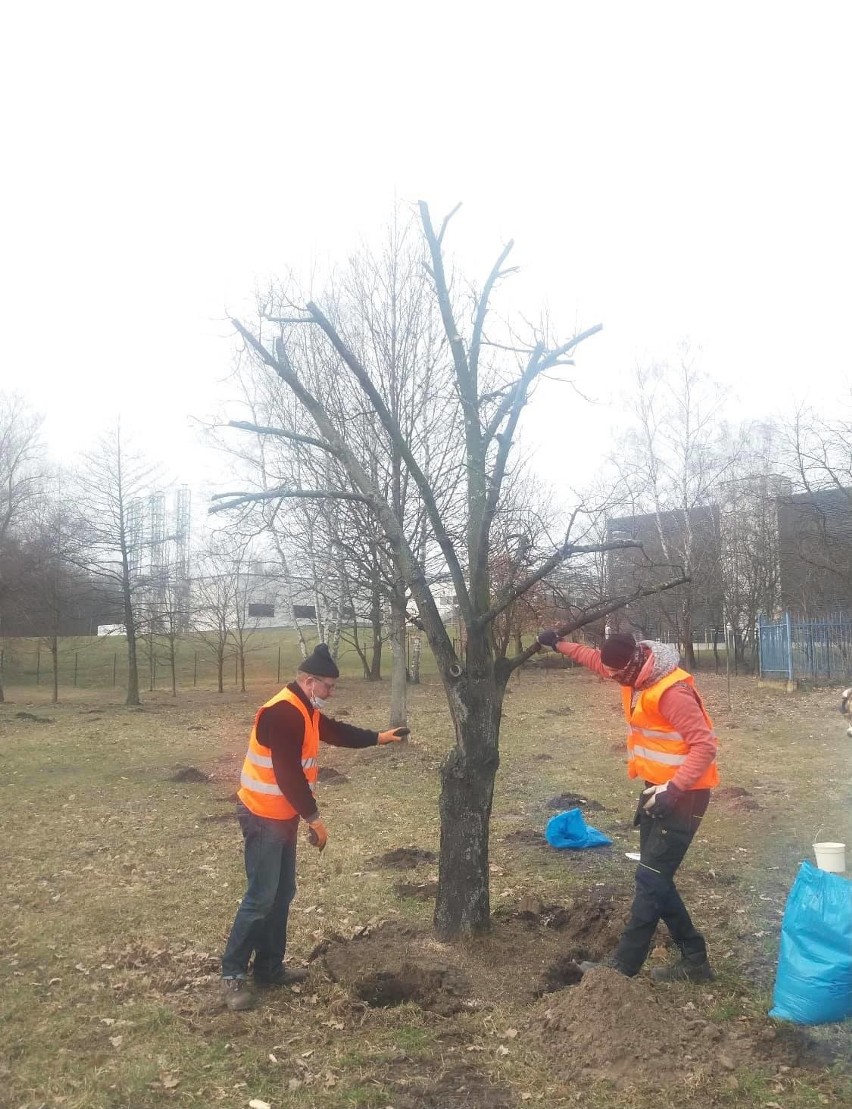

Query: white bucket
[813,842,847,874]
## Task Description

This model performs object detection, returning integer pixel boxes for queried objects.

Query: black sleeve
[319,714,379,748]
[256,701,319,822]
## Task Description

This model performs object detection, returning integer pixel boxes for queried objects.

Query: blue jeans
[221,803,298,979]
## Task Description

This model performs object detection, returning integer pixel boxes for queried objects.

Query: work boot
[253,965,309,987]
[222,977,255,1011]
[650,956,715,983]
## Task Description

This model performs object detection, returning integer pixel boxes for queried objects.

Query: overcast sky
[2,2,850,501]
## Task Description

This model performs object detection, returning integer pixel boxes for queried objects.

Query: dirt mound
[317,766,349,784]
[372,846,437,868]
[504,894,630,962]
[544,705,572,716]
[531,966,736,1088]
[546,792,606,811]
[393,880,438,900]
[530,966,835,1093]
[170,766,210,783]
[322,893,636,1014]
[324,925,468,1016]
[14,711,54,724]
[714,786,761,811]
[352,961,469,1015]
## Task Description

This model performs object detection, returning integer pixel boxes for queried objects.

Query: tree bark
[51,636,59,704]
[123,579,140,706]
[433,647,503,938]
[388,588,408,727]
[368,582,383,681]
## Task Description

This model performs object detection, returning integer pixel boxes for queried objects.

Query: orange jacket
[237,687,319,820]
[623,668,719,789]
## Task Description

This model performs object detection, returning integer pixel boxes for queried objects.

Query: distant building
[606,506,724,642]
[776,488,852,615]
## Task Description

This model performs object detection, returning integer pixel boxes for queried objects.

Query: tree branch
[227,420,340,455]
[470,241,515,384]
[209,487,373,514]
[502,575,692,674]
[304,300,473,626]
[472,539,642,630]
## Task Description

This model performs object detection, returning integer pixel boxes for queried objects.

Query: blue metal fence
[757,613,852,682]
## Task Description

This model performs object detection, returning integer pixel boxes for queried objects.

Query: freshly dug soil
[546,792,606,811]
[372,846,437,869]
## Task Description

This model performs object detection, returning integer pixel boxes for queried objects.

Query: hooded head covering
[601,633,681,689]
[298,643,340,679]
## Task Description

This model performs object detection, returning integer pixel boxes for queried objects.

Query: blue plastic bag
[545,807,613,850]
[769,860,852,1025]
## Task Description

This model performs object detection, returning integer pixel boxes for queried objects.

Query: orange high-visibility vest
[237,687,319,819]
[622,668,719,789]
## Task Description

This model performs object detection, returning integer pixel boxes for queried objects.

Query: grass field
[0,629,442,695]
[1,666,850,1109]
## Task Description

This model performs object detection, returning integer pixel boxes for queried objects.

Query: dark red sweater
[255,682,379,822]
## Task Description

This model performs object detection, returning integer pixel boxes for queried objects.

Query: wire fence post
[785,610,794,682]
[73,651,79,688]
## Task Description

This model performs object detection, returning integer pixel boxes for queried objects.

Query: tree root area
[320,890,834,1097]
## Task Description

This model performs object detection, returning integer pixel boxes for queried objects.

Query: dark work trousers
[612,785,711,975]
[221,803,299,979]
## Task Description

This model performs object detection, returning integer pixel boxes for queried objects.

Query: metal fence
[757,613,852,683]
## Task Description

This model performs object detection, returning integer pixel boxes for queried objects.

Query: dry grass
[1,667,850,1108]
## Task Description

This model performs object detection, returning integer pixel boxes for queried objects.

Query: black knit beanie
[298,643,340,679]
[600,633,638,670]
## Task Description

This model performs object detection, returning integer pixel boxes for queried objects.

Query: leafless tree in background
[73,424,160,706]
[0,394,45,702]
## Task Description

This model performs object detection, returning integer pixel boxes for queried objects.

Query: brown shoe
[254,965,309,987]
[222,977,255,1011]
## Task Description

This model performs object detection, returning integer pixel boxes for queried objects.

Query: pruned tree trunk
[434,647,503,937]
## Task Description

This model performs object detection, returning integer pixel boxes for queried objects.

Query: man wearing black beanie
[221,644,408,1011]
[537,627,719,984]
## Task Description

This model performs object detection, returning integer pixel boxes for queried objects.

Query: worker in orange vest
[536,629,718,983]
[221,643,408,1011]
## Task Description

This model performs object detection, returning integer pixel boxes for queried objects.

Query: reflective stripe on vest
[237,686,320,819]
[622,667,719,789]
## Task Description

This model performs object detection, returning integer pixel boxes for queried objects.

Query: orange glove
[306,818,328,852]
[378,727,410,744]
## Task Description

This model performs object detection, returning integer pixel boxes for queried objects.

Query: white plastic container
[813,842,847,874]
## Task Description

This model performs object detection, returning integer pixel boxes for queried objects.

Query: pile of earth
[528,966,831,1092]
[319,891,632,1010]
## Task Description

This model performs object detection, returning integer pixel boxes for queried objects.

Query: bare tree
[617,349,740,664]
[215,203,682,938]
[221,214,457,728]
[0,394,45,701]
[73,425,161,706]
